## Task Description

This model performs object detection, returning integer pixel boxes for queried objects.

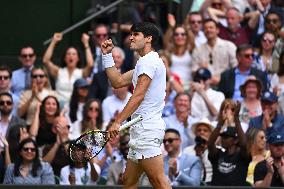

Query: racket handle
[119,115,143,131]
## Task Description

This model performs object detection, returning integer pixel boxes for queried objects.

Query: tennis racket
[69,115,142,163]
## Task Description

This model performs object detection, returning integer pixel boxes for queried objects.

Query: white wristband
[102,53,115,68]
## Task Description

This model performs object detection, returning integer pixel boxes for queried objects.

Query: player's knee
[122,174,137,187]
[148,174,165,188]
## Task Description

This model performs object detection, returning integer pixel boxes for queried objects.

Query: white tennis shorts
[127,121,165,163]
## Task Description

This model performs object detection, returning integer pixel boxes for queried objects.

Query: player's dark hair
[130,22,160,45]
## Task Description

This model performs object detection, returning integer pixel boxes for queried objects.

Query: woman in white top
[18,66,57,125]
[164,14,195,90]
[270,51,284,95]
[43,32,93,105]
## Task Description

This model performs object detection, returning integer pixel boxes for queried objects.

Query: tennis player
[101,22,171,189]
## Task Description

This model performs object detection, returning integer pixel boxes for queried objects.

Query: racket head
[69,130,109,163]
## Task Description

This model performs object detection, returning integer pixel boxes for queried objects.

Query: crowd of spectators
[0,0,284,187]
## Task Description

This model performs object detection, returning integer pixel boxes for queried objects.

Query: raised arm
[29,103,41,138]
[0,135,11,167]
[163,14,176,51]
[101,39,133,88]
[81,33,94,78]
[42,33,62,78]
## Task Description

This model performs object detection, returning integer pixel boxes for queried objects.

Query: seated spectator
[67,79,89,125]
[218,44,269,101]
[70,99,103,140]
[191,19,238,86]
[43,32,93,105]
[41,116,70,180]
[190,68,225,121]
[11,46,36,98]
[88,46,125,102]
[208,102,251,186]
[102,86,131,128]
[163,92,198,149]
[249,91,284,131]
[183,118,215,184]
[107,133,150,186]
[216,7,256,46]
[239,76,262,124]
[186,12,207,48]
[246,128,269,186]
[17,66,57,125]
[254,128,284,187]
[29,95,60,147]
[252,31,277,75]
[3,138,55,184]
[163,14,195,90]
[200,0,232,27]
[0,65,19,115]
[163,128,202,186]
[60,153,101,185]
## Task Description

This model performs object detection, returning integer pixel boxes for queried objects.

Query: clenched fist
[101,39,114,55]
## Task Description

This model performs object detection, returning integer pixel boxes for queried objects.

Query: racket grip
[119,115,143,131]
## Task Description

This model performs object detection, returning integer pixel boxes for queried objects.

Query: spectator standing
[3,138,55,184]
[163,129,202,186]
[191,19,238,85]
[11,46,36,98]
[254,129,284,187]
[208,102,251,186]
[43,33,93,105]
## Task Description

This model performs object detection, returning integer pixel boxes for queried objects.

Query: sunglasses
[20,53,35,58]
[0,76,9,80]
[265,19,279,25]
[89,107,99,112]
[190,20,202,24]
[0,100,12,106]
[243,53,253,59]
[163,138,179,144]
[209,53,213,65]
[31,74,45,79]
[96,34,108,38]
[22,147,36,152]
[262,38,275,44]
[174,32,186,37]
[212,2,222,7]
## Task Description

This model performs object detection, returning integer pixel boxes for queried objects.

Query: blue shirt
[11,67,32,98]
[248,114,284,131]
[232,68,250,101]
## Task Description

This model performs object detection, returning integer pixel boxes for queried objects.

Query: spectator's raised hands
[234,101,241,122]
[52,33,63,43]
[19,127,29,143]
[81,33,90,47]
[167,13,176,28]
[0,134,8,149]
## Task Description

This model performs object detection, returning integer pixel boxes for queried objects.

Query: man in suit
[163,128,202,186]
[218,43,269,101]
[88,46,125,102]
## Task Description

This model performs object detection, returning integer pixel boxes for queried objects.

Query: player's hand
[101,39,114,55]
[107,121,120,140]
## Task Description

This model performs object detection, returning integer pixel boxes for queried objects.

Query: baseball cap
[261,91,278,103]
[266,129,284,144]
[193,68,212,82]
[220,126,237,138]
[74,78,89,88]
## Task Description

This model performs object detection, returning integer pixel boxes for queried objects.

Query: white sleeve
[60,166,71,185]
[136,62,156,79]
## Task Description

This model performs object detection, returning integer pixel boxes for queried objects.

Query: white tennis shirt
[132,51,166,130]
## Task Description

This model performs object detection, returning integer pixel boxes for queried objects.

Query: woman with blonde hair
[18,66,57,125]
[246,128,269,186]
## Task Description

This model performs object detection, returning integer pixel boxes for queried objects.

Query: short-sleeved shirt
[132,51,166,130]
[254,160,284,186]
[209,148,251,186]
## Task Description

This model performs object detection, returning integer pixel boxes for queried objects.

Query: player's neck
[137,46,153,57]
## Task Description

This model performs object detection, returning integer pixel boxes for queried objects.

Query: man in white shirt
[190,68,225,121]
[101,22,171,189]
[187,11,207,48]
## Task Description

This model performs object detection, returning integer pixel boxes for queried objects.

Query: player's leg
[123,159,144,189]
[139,155,171,189]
